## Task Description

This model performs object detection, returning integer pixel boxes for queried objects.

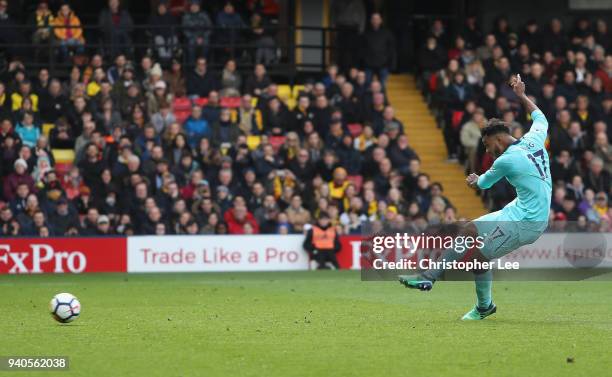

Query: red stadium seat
[220,97,241,108]
[347,175,363,192]
[54,162,73,178]
[175,110,191,124]
[347,123,363,137]
[194,97,209,107]
[268,135,286,152]
[173,97,191,111]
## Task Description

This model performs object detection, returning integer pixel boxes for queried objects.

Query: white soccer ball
[49,293,81,323]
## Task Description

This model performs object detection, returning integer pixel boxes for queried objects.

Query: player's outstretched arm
[511,73,548,145]
[510,74,539,114]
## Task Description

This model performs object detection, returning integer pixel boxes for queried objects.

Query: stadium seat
[277,85,291,101]
[220,97,241,108]
[269,135,286,152]
[175,110,191,124]
[52,149,75,164]
[292,85,305,99]
[173,97,191,111]
[347,175,363,192]
[246,135,261,150]
[42,123,55,137]
[285,98,296,110]
[194,97,209,107]
[54,162,73,178]
[347,123,363,137]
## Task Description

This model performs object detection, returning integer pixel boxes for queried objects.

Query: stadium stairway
[386,74,486,220]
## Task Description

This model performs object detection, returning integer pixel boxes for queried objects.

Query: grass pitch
[0,271,610,377]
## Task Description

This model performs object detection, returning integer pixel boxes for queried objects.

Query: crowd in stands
[0,0,280,66]
[0,3,450,237]
[418,15,612,231]
[1,1,610,237]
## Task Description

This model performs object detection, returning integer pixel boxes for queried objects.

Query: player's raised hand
[466,173,479,188]
[510,74,525,96]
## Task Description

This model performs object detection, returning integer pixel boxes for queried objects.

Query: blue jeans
[365,67,389,91]
[58,39,84,60]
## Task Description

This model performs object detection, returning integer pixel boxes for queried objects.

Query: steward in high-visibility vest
[303,212,341,269]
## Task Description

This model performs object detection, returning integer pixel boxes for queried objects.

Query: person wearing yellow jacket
[53,3,84,61]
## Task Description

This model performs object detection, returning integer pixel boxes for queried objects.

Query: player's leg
[460,218,526,320]
[461,268,496,320]
[399,220,483,290]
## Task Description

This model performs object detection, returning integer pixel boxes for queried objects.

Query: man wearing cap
[49,197,79,235]
[96,215,114,235]
[3,159,35,201]
[303,212,341,269]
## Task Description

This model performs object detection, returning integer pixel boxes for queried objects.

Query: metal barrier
[0,23,342,80]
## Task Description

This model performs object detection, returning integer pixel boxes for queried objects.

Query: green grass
[0,271,610,377]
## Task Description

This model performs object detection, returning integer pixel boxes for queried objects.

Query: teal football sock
[422,247,465,281]
[474,269,493,309]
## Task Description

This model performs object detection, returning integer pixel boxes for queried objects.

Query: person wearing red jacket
[224,204,259,234]
[3,159,35,201]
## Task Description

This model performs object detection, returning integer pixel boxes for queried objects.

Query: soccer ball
[49,293,81,323]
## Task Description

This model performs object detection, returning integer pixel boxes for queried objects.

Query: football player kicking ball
[399,74,552,320]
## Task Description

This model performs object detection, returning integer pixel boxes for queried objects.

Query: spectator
[3,159,35,202]
[49,198,79,236]
[224,204,259,234]
[163,59,187,98]
[585,157,611,194]
[40,79,68,123]
[29,1,54,55]
[212,108,240,148]
[220,59,242,97]
[460,107,485,173]
[215,2,246,59]
[98,0,134,58]
[14,112,40,149]
[249,12,277,65]
[181,0,213,63]
[96,215,114,235]
[387,126,414,168]
[236,94,261,134]
[151,101,176,134]
[419,37,446,77]
[183,105,209,148]
[53,3,85,61]
[149,0,179,63]
[186,58,218,98]
[11,80,39,113]
[303,212,341,269]
[360,12,395,88]
[244,64,271,96]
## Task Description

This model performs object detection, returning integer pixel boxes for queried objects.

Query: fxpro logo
[0,244,87,274]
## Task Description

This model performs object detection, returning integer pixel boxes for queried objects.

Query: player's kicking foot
[461,302,497,320]
[398,275,433,291]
